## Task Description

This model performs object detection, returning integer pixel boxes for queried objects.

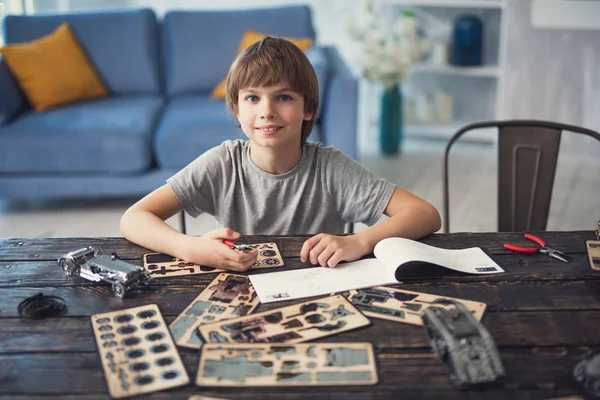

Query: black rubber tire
[59,258,75,276]
[112,282,125,299]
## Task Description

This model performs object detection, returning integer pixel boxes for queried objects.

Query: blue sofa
[0,6,357,201]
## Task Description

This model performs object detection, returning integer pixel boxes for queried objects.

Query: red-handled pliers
[223,240,252,252]
[504,234,569,263]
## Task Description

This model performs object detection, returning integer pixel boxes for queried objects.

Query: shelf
[404,122,497,143]
[411,63,500,78]
[405,123,463,137]
[382,0,505,8]
[357,0,505,155]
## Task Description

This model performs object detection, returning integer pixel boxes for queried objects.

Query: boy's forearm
[354,204,441,254]
[120,211,191,260]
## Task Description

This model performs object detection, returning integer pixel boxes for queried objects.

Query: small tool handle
[504,244,538,254]
[525,234,545,248]
[223,240,235,249]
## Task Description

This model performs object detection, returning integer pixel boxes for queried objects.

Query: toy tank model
[422,299,505,388]
[58,246,152,298]
[573,352,600,398]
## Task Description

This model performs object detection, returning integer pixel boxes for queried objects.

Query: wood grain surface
[1,231,599,399]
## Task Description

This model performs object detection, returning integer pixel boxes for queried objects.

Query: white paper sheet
[250,258,392,303]
[250,237,504,303]
[374,238,504,275]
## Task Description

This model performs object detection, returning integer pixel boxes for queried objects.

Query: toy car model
[573,352,600,398]
[422,299,505,388]
[58,246,152,298]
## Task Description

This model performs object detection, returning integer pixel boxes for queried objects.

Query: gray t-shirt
[167,140,396,235]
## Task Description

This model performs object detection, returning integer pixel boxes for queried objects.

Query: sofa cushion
[0,96,163,173]
[0,57,24,126]
[210,30,313,100]
[154,95,321,169]
[154,96,239,169]
[0,23,108,112]
[307,122,322,145]
[3,9,161,95]
[162,6,315,97]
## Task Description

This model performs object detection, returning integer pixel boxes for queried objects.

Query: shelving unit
[382,0,504,9]
[358,0,507,155]
[404,122,498,143]
[411,63,500,78]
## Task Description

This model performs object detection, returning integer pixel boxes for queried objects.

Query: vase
[379,84,403,156]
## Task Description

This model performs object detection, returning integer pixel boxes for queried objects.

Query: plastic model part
[573,352,600,398]
[421,299,505,388]
[18,293,67,319]
[58,246,152,298]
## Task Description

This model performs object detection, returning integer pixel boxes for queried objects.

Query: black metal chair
[442,120,600,233]
[179,211,187,234]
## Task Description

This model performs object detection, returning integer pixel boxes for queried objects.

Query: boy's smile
[255,124,283,135]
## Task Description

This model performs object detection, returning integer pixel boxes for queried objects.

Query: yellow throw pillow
[210,30,313,100]
[0,23,108,112]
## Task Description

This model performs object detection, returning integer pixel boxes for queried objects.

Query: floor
[1,139,599,239]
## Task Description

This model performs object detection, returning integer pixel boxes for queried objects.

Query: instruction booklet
[249,237,504,303]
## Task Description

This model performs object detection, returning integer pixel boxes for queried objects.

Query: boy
[120,37,441,271]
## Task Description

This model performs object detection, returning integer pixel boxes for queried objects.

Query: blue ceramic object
[379,85,403,155]
[451,15,484,66]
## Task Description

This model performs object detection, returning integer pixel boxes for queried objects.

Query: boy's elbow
[431,207,442,233]
[119,208,135,238]
[425,203,442,234]
[119,214,128,238]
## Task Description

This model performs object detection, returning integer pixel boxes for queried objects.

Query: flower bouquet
[346,1,430,155]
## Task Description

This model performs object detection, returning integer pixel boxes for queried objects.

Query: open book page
[249,258,394,303]
[249,238,504,303]
[375,238,504,275]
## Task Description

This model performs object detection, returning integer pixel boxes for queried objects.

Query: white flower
[346,0,428,89]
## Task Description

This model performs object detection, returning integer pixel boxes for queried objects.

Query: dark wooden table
[1,231,599,399]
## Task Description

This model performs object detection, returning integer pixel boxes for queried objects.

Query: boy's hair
[225,36,319,146]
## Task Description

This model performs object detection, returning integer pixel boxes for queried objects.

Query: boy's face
[237,83,312,151]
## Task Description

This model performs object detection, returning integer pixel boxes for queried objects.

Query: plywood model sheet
[586,240,600,271]
[342,286,487,326]
[196,343,378,387]
[198,295,370,344]
[170,273,260,349]
[143,242,284,278]
[90,304,190,399]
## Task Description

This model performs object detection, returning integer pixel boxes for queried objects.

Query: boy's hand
[300,234,369,268]
[183,228,258,272]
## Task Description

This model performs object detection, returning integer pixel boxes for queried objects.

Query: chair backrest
[442,120,600,233]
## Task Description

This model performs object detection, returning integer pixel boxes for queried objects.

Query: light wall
[503,0,600,157]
